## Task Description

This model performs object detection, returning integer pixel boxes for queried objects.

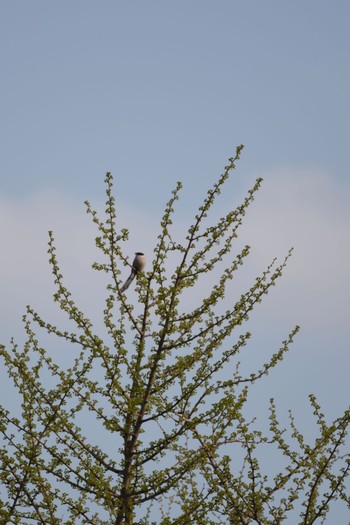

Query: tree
[0,146,349,524]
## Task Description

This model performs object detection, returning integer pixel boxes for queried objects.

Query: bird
[120,252,146,292]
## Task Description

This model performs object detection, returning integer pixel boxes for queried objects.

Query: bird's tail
[120,270,136,292]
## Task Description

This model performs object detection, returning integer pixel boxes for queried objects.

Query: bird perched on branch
[120,252,146,292]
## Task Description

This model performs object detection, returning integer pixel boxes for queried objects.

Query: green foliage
[0,147,349,524]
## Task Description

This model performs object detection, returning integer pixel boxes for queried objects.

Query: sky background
[0,1,349,521]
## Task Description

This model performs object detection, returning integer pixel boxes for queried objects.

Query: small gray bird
[120,252,146,292]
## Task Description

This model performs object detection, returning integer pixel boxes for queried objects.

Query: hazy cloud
[1,169,349,413]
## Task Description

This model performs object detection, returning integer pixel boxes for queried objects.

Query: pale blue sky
[0,2,349,521]
[1,1,349,208]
